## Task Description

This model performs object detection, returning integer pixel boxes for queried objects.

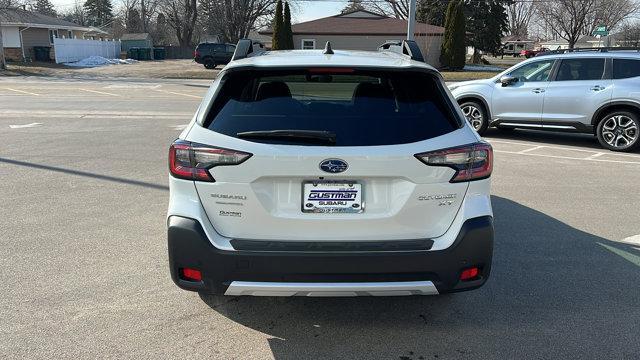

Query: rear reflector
[460,267,480,281]
[415,142,493,183]
[180,268,202,282]
[169,140,252,182]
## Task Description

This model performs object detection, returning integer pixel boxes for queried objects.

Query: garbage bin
[33,46,51,61]
[138,48,152,60]
[153,47,166,60]
[128,47,141,60]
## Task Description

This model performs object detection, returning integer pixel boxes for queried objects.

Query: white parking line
[78,88,121,97]
[169,124,189,131]
[6,88,40,96]
[9,122,43,129]
[517,145,544,154]
[583,152,605,160]
[494,150,640,164]
[487,139,640,159]
[153,89,202,99]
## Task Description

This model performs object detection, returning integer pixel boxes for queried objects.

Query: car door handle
[532,88,545,93]
[590,85,606,91]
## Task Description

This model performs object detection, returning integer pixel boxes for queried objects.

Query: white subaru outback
[167,40,494,297]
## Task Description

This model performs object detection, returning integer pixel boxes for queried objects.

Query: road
[1,77,639,359]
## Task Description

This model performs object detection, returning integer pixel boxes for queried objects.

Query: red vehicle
[520,48,550,58]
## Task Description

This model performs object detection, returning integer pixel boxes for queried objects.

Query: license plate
[302,182,363,213]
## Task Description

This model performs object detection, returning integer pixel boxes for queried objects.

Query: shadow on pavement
[0,157,168,191]
[484,128,607,151]
[199,196,640,359]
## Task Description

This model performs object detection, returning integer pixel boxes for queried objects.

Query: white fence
[53,38,121,64]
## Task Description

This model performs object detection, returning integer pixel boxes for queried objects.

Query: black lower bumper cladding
[168,215,494,295]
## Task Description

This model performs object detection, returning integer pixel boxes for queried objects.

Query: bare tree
[200,0,278,43]
[535,0,597,48]
[159,0,197,47]
[364,0,409,19]
[585,0,640,33]
[507,0,536,36]
[60,2,89,26]
[618,21,640,46]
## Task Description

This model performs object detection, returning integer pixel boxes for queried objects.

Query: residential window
[49,29,58,44]
[301,39,315,50]
[555,58,605,81]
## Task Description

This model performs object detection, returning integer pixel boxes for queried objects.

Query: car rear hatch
[175,67,484,241]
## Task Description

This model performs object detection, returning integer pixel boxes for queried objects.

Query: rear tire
[203,59,216,69]
[460,101,489,135]
[596,111,639,152]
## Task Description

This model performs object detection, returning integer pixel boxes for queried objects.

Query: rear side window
[204,69,460,146]
[555,58,605,81]
[613,59,640,79]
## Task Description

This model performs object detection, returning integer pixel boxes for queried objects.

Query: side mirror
[500,75,518,87]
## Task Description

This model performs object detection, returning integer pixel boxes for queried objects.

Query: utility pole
[0,10,6,70]
[407,0,417,40]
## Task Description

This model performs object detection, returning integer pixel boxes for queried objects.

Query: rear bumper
[167,215,494,295]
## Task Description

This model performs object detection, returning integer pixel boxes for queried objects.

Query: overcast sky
[48,0,346,23]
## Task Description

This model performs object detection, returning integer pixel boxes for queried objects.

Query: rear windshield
[203,69,460,146]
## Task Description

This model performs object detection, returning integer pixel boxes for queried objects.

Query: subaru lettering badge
[319,159,348,173]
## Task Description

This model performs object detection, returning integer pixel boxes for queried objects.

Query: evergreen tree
[416,0,447,27]
[83,0,113,27]
[283,2,294,49]
[465,0,509,62]
[31,0,57,17]
[440,0,465,70]
[271,0,284,50]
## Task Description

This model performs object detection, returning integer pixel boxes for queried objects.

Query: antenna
[323,41,334,55]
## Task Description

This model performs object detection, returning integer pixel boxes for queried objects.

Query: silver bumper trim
[224,280,439,297]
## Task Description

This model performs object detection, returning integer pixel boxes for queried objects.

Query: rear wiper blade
[236,130,336,145]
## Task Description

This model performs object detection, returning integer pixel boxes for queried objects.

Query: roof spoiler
[378,40,425,62]
[232,39,266,61]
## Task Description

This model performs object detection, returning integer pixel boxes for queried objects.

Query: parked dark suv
[194,43,236,69]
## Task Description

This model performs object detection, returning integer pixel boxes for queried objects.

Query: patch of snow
[64,56,138,67]
[463,65,505,72]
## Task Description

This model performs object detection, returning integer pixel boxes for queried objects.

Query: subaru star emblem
[319,159,348,173]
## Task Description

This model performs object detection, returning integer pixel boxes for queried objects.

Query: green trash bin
[127,48,140,60]
[153,47,166,60]
[33,46,51,61]
[139,48,152,60]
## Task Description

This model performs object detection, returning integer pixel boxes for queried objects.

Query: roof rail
[232,39,266,61]
[378,40,425,62]
[538,47,640,56]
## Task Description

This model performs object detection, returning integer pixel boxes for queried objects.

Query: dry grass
[1,59,219,79]
[441,71,498,82]
[1,59,501,82]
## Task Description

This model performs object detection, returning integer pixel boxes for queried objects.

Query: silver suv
[449,50,640,152]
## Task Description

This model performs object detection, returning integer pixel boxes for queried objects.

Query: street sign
[593,26,608,36]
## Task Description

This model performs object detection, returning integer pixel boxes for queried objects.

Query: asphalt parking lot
[1,76,639,359]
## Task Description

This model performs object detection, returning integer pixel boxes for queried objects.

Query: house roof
[0,8,90,31]
[121,33,152,41]
[259,10,444,36]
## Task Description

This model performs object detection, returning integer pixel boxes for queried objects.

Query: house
[259,10,445,67]
[0,8,107,61]
[120,33,153,52]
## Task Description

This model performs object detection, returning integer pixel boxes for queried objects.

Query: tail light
[415,143,492,183]
[169,140,252,182]
[194,50,200,58]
